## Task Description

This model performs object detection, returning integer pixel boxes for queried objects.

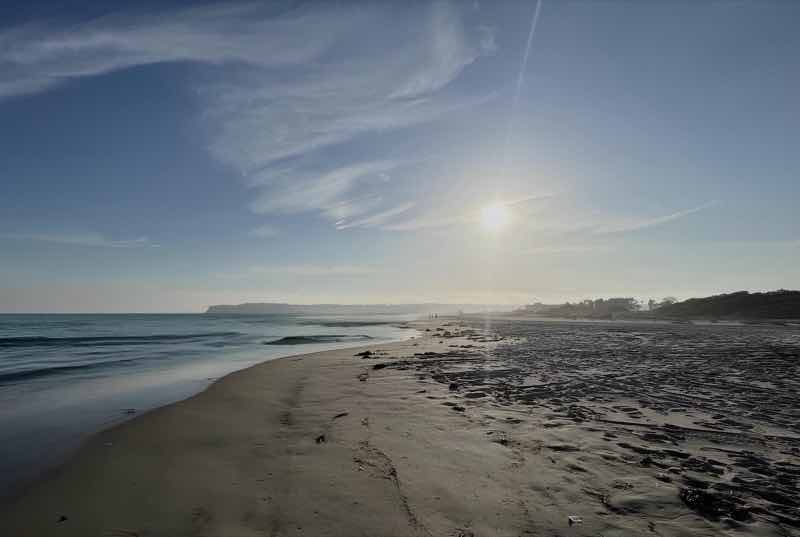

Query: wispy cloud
[504,194,555,207]
[248,265,376,277]
[248,160,402,217]
[336,202,417,230]
[526,244,613,255]
[381,215,463,232]
[0,3,358,100]
[0,232,154,248]
[0,2,495,232]
[594,201,719,234]
[383,193,553,232]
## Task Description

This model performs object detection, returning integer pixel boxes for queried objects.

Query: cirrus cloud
[0,231,154,248]
[1,1,496,233]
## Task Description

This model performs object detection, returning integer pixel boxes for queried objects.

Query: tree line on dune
[517,290,800,320]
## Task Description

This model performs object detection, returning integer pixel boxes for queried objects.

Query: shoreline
[480,313,800,326]
[0,322,419,508]
[0,320,456,536]
[3,318,798,536]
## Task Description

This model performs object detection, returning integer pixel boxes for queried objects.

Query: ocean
[0,313,417,498]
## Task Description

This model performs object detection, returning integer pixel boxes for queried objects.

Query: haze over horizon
[1,1,798,313]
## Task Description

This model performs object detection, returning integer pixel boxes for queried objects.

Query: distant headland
[204,302,511,315]
[653,290,800,320]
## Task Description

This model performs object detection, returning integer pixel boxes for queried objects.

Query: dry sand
[1,319,798,537]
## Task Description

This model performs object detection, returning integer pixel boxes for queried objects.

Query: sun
[479,203,511,232]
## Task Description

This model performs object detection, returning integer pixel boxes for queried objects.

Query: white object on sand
[568,515,583,525]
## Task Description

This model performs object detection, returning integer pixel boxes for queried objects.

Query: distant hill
[655,290,800,320]
[204,302,511,315]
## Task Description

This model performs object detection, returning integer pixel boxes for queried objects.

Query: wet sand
[2,318,798,536]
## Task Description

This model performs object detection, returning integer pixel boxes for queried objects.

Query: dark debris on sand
[378,319,800,531]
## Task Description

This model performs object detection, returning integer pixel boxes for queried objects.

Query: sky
[1,0,798,313]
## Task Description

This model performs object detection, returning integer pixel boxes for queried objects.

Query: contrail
[512,0,543,113]
[502,0,543,172]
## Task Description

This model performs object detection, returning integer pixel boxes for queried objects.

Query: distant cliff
[655,290,800,320]
[206,303,306,315]
[204,302,510,315]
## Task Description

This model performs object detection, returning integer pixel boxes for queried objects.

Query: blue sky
[1,0,798,312]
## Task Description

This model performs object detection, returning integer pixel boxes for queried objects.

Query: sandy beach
[3,1,798,535]
[2,318,799,537]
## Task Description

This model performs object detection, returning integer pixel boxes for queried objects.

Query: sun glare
[479,204,511,232]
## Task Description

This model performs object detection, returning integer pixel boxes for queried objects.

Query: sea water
[0,313,417,498]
